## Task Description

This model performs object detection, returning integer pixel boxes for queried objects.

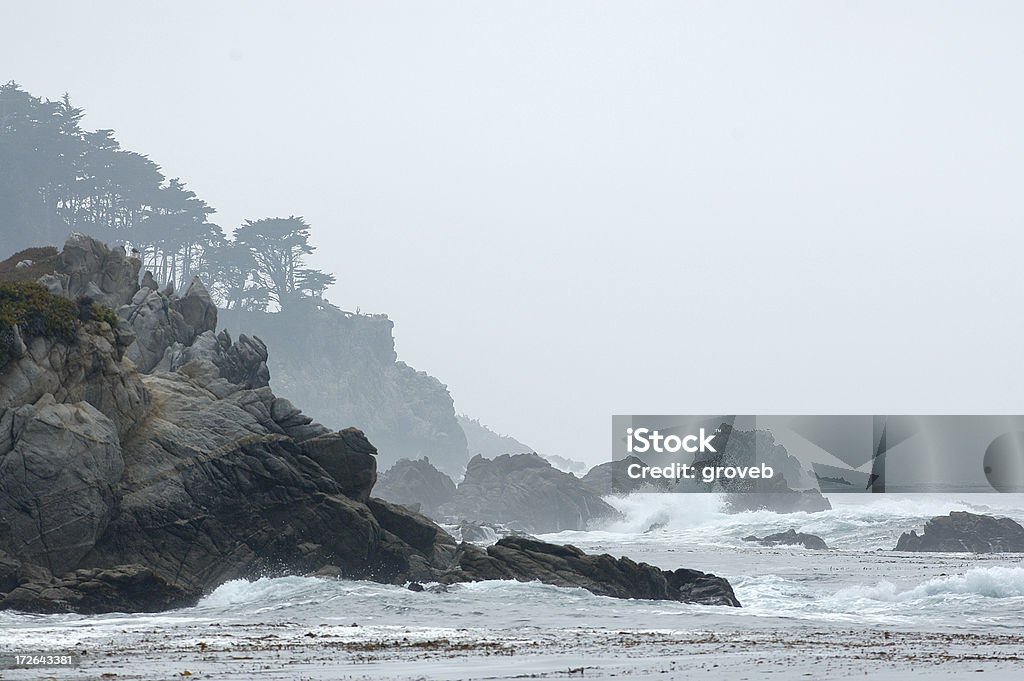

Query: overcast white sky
[3,1,1023,465]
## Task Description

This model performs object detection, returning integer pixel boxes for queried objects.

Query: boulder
[743,529,829,550]
[445,536,740,607]
[0,564,192,614]
[441,453,617,533]
[174,277,217,335]
[0,396,124,574]
[301,428,378,502]
[895,512,1024,553]
[374,457,457,519]
[58,232,140,308]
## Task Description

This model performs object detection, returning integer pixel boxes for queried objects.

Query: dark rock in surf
[446,536,740,607]
[0,564,193,614]
[895,512,1024,553]
[744,529,829,550]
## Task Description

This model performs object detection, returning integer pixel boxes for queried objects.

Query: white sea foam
[835,566,1024,602]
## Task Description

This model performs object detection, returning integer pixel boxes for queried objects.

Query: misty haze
[2,3,1024,679]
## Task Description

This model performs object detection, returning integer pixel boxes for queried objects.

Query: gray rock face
[744,529,829,550]
[218,306,470,477]
[51,232,141,308]
[375,458,458,519]
[446,537,740,607]
[0,319,148,438]
[302,428,378,503]
[442,453,618,533]
[0,396,124,575]
[895,512,1024,553]
[119,276,218,373]
[156,330,271,390]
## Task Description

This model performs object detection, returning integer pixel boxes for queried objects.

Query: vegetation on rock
[0,281,77,366]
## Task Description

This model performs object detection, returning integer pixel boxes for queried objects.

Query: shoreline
[2,623,1023,679]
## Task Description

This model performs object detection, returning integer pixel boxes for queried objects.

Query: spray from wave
[580,492,1024,551]
[835,566,1024,603]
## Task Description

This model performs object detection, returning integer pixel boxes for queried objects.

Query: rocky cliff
[218,306,469,477]
[0,235,738,612]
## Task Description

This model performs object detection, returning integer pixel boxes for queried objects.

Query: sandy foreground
[2,623,1023,680]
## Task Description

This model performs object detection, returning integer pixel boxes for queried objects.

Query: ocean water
[2,493,1024,678]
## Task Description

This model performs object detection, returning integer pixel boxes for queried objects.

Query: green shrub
[0,281,78,368]
[90,302,120,328]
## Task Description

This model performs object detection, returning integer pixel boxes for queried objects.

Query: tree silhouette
[1,84,341,314]
[233,216,333,310]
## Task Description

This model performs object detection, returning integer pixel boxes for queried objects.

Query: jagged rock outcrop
[218,305,470,476]
[0,312,147,437]
[0,235,740,613]
[375,457,458,518]
[36,233,139,309]
[155,329,271,390]
[444,537,740,607]
[119,276,218,373]
[441,453,618,533]
[895,512,1024,553]
[743,529,829,550]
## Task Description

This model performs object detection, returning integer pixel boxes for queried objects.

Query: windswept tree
[232,217,334,310]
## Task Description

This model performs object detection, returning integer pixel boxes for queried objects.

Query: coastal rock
[301,428,378,502]
[0,317,148,437]
[0,564,192,614]
[119,276,218,373]
[1,237,741,613]
[441,453,618,533]
[0,397,124,575]
[58,232,140,308]
[895,512,1024,553]
[743,529,829,550]
[374,458,457,519]
[446,537,740,607]
[217,306,470,476]
[156,330,271,391]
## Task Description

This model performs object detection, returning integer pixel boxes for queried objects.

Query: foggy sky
[3,2,1023,466]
